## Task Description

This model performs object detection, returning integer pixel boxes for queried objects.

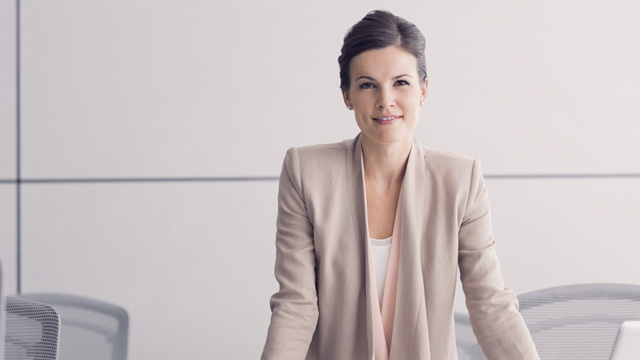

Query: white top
[369,236,392,309]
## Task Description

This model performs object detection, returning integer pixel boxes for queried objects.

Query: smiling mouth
[373,116,402,124]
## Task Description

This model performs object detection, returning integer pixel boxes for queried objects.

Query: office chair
[19,293,129,360]
[518,283,640,360]
[4,296,60,360]
[454,312,486,360]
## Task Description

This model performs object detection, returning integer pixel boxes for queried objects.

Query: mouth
[372,116,402,125]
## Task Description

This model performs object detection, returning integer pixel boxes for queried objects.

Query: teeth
[377,117,396,120]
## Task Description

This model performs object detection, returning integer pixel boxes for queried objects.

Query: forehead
[349,46,419,79]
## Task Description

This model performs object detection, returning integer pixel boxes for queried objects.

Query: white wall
[0,0,15,181]
[1,0,639,358]
[1,0,17,296]
[0,186,16,296]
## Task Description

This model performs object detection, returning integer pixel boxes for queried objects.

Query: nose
[376,86,395,109]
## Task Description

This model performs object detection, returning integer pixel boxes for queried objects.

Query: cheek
[400,98,419,111]
[355,111,369,124]
[352,93,370,105]
[405,91,423,108]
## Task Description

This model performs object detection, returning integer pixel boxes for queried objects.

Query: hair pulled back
[338,10,427,91]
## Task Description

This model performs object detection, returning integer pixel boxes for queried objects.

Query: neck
[361,135,412,189]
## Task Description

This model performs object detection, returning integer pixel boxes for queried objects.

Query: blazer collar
[345,133,373,356]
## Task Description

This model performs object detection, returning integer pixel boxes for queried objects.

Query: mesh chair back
[518,283,640,360]
[20,294,129,360]
[454,312,486,360]
[4,296,60,360]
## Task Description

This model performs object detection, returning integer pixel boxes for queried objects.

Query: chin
[367,133,413,146]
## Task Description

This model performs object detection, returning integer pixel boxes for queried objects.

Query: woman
[262,10,539,360]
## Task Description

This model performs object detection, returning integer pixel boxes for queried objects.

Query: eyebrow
[354,74,414,82]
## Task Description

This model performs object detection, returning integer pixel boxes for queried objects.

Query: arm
[261,148,318,360]
[458,159,539,360]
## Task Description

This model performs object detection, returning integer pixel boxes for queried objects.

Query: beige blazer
[262,133,539,360]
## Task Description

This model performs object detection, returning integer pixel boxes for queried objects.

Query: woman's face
[343,46,427,147]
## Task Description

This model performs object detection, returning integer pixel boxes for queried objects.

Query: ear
[420,78,429,103]
[342,89,352,109]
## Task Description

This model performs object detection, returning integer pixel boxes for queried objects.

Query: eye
[359,82,376,89]
[395,79,410,86]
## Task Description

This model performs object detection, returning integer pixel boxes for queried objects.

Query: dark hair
[338,10,427,91]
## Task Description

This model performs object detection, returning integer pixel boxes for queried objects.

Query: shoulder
[278,139,354,197]
[414,142,486,217]
[282,139,352,172]
[417,142,479,182]
[292,139,352,159]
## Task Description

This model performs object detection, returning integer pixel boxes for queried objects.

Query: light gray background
[2,0,640,358]
[0,0,16,180]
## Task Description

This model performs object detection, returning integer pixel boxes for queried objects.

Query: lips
[373,115,402,125]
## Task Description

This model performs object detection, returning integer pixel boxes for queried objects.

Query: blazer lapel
[389,139,431,359]
[345,133,376,359]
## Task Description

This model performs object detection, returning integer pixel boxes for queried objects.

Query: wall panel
[0,186,17,295]
[490,178,640,291]
[422,0,640,175]
[20,0,640,178]
[22,181,278,359]
[0,0,16,179]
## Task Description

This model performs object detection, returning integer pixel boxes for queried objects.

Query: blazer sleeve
[458,159,540,360]
[261,148,318,360]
